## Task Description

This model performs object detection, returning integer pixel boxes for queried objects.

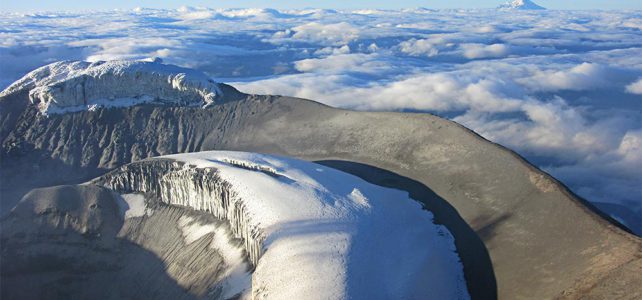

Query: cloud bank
[0,7,640,233]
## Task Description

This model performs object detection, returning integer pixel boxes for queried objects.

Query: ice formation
[0,58,223,115]
[498,0,546,10]
[95,151,470,299]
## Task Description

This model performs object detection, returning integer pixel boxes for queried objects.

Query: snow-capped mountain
[498,0,546,10]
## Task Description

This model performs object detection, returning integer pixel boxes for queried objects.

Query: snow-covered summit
[498,0,546,10]
[98,151,471,299]
[0,58,224,115]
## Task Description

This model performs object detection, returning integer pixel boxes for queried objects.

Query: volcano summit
[1,59,640,300]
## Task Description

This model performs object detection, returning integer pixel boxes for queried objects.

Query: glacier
[93,151,470,299]
[0,58,223,115]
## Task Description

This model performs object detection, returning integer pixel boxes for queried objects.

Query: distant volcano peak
[498,0,546,10]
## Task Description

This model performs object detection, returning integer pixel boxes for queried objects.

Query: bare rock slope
[1,184,239,300]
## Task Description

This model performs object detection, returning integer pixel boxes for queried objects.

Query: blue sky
[1,0,641,12]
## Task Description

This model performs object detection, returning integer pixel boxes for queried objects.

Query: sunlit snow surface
[117,193,149,219]
[0,7,640,232]
[159,151,470,299]
[0,58,222,115]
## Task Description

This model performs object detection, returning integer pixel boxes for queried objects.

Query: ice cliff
[93,151,471,300]
[0,58,223,115]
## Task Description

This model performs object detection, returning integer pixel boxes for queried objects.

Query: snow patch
[116,193,149,219]
[348,188,371,208]
[177,215,217,244]
[210,226,252,299]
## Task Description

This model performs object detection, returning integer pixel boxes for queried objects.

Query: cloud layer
[0,7,641,233]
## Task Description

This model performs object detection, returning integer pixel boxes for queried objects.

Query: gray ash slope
[1,184,242,300]
[1,60,641,299]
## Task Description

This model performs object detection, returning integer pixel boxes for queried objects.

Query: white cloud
[521,62,614,91]
[474,25,500,33]
[314,45,351,56]
[179,10,217,20]
[398,38,441,57]
[68,37,181,62]
[294,53,393,75]
[220,8,286,19]
[460,43,511,59]
[272,22,360,46]
[626,78,642,94]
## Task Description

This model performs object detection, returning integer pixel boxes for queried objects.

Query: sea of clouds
[0,6,640,233]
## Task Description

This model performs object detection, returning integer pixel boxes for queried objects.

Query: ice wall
[95,160,264,265]
[0,58,223,115]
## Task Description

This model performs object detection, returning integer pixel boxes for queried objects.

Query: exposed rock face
[1,184,243,300]
[1,61,641,299]
[6,185,122,248]
[0,59,228,115]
